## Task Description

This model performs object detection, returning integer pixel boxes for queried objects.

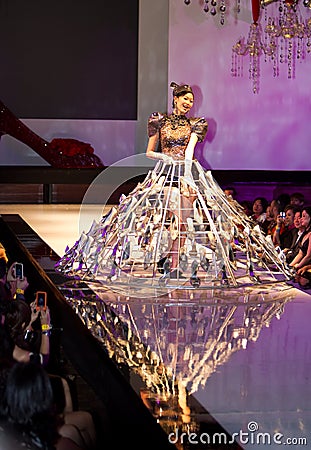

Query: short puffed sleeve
[147,112,165,138]
[190,117,208,142]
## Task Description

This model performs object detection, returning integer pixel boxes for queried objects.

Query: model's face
[174,93,194,115]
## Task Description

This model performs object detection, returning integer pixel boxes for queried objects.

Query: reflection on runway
[58,281,296,448]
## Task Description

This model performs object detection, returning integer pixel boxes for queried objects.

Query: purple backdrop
[168,1,311,171]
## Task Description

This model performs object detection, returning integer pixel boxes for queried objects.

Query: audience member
[6,261,30,301]
[264,199,281,236]
[240,200,252,217]
[223,186,237,200]
[0,259,30,304]
[290,192,305,208]
[285,209,305,264]
[250,197,269,226]
[295,264,311,289]
[276,193,291,212]
[2,361,82,450]
[289,206,311,270]
[272,205,300,249]
[4,299,50,366]
[0,242,8,263]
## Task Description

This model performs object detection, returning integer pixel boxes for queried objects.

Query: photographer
[272,205,299,249]
[6,261,30,301]
[4,297,51,367]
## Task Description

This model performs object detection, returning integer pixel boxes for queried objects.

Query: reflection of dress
[56,113,292,293]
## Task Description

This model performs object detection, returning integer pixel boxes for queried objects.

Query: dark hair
[0,259,7,279]
[252,196,269,212]
[302,206,311,231]
[170,81,193,96]
[5,300,31,341]
[276,193,291,211]
[290,192,305,203]
[284,204,301,215]
[4,362,60,447]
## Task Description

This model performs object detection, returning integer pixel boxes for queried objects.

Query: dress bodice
[148,112,208,160]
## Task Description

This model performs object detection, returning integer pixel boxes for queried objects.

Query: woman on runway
[56,82,292,291]
[144,82,207,278]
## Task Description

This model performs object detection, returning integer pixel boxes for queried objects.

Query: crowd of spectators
[234,191,311,289]
[0,244,97,450]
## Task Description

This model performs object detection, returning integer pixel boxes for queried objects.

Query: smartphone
[14,262,24,280]
[35,291,47,310]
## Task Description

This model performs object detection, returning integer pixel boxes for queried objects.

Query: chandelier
[183,0,235,25]
[231,0,275,93]
[231,22,275,93]
[265,0,311,79]
[231,0,311,93]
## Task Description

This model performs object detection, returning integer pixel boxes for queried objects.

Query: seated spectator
[290,192,305,208]
[285,209,305,264]
[4,299,50,366]
[3,299,97,449]
[250,197,269,226]
[0,259,13,306]
[223,187,237,200]
[289,206,311,270]
[272,205,300,249]
[265,199,282,236]
[260,204,272,233]
[240,200,252,217]
[6,261,30,301]
[2,361,82,450]
[295,264,311,289]
[0,242,8,262]
[49,376,97,450]
[0,259,30,304]
[276,193,291,212]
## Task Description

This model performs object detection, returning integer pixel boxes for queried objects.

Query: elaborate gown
[55,112,292,296]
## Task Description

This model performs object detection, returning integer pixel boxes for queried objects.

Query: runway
[1,204,310,449]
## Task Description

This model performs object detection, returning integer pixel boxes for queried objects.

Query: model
[55,82,292,294]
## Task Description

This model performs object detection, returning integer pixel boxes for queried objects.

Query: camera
[13,262,24,280]
[24,329,36,345]
[280,212,286,218]
[35,291,47,310]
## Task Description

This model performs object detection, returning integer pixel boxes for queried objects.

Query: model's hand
[147,151,173,164]
[160,153,174,164]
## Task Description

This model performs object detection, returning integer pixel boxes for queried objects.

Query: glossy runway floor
[1,204,310,449]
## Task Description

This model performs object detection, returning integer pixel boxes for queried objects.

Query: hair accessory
[170,81,193,96]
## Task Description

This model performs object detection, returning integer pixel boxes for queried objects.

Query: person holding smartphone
[4,298,51,367]
[6,261,29,301]
[272,205,300,249]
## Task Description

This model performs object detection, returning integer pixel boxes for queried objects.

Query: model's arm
[146,134,172,163]
[146,134,159,159]
[185,132,198,161]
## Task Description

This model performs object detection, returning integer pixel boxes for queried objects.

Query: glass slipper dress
[55,112,292,294]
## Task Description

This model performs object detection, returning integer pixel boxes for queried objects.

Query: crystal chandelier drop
[231,22,274,93]
[183,0,233,25]
[264,0,311,79]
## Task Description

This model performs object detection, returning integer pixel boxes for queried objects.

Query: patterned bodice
[148,112,208,159]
